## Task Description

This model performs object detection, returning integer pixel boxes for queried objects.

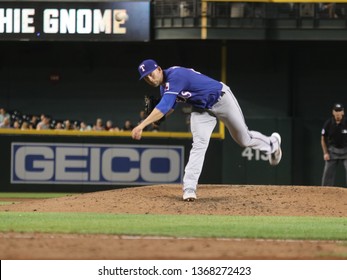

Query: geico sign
[11,143,184,184]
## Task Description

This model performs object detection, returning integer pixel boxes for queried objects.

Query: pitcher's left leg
[183,111,217,201]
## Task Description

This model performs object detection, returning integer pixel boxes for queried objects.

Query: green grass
[0,201,14,206]
[0,212,346,240]
[0,192,78,199]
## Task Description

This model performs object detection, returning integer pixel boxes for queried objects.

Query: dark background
[1,40,345,122]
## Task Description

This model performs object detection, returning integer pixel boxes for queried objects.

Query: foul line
[0,232,345,244]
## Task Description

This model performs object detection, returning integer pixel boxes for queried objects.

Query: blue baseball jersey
[160,66,223,110]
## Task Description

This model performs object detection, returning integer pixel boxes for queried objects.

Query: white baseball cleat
[183,188,197,202]
[269,132,282,166]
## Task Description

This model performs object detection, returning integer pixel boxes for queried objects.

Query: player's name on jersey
[0,8,128,35]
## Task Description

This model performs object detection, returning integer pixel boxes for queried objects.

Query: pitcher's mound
[1,184,346,217]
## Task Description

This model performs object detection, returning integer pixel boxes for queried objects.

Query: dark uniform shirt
[321,117,347,148]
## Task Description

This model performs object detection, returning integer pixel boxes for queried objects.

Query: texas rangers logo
[165,82,170,91]
[139,64,146,72]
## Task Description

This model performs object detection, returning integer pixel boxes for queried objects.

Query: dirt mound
[1,185,346,217]
[1,184,347,260]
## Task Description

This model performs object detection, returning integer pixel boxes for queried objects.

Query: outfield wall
[0,119,295,192]
[0,132,223,192]
[2,116,343,192]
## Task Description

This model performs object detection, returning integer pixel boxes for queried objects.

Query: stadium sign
[0,1,150,41]
[11,143,184,185]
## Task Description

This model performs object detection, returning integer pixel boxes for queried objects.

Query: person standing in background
[321,103,347,186]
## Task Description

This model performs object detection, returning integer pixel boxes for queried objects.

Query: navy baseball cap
[138,59,158,80]
[333,103,344,111]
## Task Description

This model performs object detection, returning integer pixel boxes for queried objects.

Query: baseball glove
[144,95,165,126]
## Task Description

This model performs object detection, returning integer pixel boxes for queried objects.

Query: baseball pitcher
[132,59,282,201]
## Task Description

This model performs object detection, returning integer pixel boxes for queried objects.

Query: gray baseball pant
[322,159,347,186]
[183,83,280,192]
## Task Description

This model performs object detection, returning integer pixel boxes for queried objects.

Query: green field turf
[1,192,346,241]
[0,202,13,206]
[0,192,77,199]
[0,212,346,241]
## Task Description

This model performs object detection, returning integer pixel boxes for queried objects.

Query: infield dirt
[1,184,347,259]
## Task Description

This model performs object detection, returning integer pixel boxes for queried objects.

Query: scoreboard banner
[0,1,150,41]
